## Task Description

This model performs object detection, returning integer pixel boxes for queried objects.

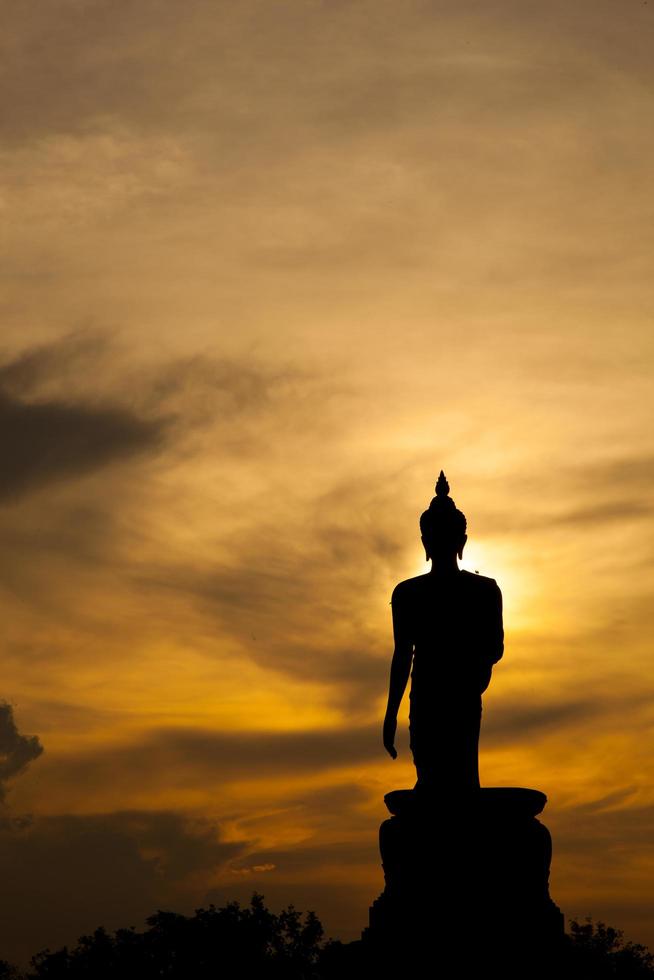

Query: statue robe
[391,569,504,788]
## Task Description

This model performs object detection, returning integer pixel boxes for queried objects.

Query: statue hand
[383,715,398,760]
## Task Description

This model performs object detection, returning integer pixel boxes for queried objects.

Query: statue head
[419,470,468,562]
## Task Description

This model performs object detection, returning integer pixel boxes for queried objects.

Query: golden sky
[1,0,654,966]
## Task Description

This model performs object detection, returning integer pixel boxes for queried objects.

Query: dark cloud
[0,331,110,396]
[3,0,652,157]
[31,694,630,807]
[283,780,374,817]
[33,725,382,806]
[0,333,166,503]
[0,701,43,801]
[0,333,366,649]
[484,683,654,750]
[573,786,640,813]
[553,799,654,862]
[582,454,654,493]
[0,808,246,967]
[0,500,120,580]
[482,698,600,744]
[474,453,654,535]
[146,355,290,417]
[0,332,285,511]
[0,333,342,510]
[548,500,653,528]
[141,351,339,457]
[546,798,654,946]
[0,1,192,144]
[0,391,165,503]
[160,725,380,774]
[565,457,654,526]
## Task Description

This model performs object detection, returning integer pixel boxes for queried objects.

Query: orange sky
[1,0,654,967]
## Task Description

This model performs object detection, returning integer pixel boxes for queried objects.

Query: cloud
[0,331,373,675]
[0,332,111,396]
[206,782,383,943]
[30,725,382,808]
[0,335,167,503]
[587,455,654,492]
[554,799,654,863]
[0,808,247,967]
[157,725,381,774]
[0,1,196,145]
[0,332,342,491]
[123,464,412,714]
[482,698,600,744]
[141,556,391,702]
[28,693,629,810]
[473,453,654,536]
[228,784,378,876]
[0,702,43,801]
[142,350,335,453]
[544,797,654,945]
[0,391,165,503]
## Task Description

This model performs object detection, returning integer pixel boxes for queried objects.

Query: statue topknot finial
[435,470,450,498]
[420,469,467,540]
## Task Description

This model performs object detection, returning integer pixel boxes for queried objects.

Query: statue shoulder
[390,575,425,604]
[461,569,501,594]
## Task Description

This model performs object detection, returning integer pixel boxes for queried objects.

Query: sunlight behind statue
[383,470,504,791]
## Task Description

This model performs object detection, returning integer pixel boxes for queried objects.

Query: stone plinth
[363,787,564,974]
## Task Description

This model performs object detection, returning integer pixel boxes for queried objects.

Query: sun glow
[409,539,535,631]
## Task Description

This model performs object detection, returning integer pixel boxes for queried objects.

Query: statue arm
[385,646,413,719]
[383,586,414,759]
[478,582,504,693]
[488,580,504,665]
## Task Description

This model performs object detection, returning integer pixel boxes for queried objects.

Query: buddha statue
[382,471,504,791]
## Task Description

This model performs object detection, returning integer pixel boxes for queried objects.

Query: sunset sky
[1,0,654,966]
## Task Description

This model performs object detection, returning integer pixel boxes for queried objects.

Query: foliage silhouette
[562,917,654,978]
[1,898,653,978]
[22,893,325,980]
[0,961,21,980]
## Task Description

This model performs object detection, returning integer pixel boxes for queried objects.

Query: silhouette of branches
[563,917,654,978]
[22,893,325,980]
[1,900,653,978]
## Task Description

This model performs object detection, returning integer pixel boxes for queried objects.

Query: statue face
[421,532,467,561]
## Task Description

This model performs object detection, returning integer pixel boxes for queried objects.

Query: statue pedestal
[363,787,564,974]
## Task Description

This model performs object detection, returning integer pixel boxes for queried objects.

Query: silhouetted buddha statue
[383,470,504,791]
[364,474,563,973]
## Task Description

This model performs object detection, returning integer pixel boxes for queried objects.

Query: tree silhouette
[0,899,652,978]
[24,893,325,980]
[562,917,654,978]
[0,960,21,980]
